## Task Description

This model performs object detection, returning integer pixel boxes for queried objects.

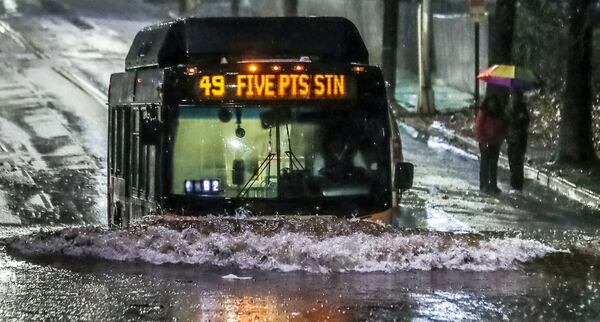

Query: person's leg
[488,144,501,193]
[513,138,527,190]
[479,144,490,191]
[507,141,520,189]
[513,159,524,190]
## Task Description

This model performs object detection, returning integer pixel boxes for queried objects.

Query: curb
[399,116,600,209]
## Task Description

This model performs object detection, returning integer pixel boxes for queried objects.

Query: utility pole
[284,0,298,16]
[382,0,399,100]
[417,0,435,114]
[470,0,486,106]
[487,0,516,108]
[474,20,480,105]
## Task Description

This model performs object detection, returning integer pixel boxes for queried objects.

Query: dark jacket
[506,95,530,144]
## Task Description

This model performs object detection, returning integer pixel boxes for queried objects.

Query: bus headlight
[184,180,194,193]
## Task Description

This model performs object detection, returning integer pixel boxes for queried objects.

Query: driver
[318,123,365,181]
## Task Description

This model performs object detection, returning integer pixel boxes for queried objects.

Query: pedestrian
[506,90,529,190]
[473,95,507,194]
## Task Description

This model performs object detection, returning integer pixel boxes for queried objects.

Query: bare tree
[485,0,517,107]
[177,0,193,16]
[284,0,298,16]
[382,0,399,99]
[555,0,598,165]
[231,0,240,16]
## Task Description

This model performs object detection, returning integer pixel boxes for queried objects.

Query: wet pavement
[0,38,105,225]
[0,0,600,321]
[399,126,600,235]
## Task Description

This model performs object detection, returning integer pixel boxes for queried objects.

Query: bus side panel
[130,69,164,221]
[108,72,136,226]
[388,109,400,208]
[107,104,114,225]
[134,69,163,104]
[110,106,131,226]
[148,145,157,201]
[109,72,136,105]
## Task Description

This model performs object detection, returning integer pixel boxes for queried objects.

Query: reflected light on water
[410,291,501,321]
[222,296,281,321]
[425,205,473,233]
[193,295,348,321]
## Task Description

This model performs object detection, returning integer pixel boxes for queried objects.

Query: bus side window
[139,109,147,198]
[116,107,123,176]
[123,108,131,190]
[147,144,155,200]
[131,108,140,196]
[109,108,116,175]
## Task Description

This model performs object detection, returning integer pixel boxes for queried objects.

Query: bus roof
[125,17,369,71]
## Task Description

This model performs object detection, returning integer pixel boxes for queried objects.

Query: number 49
[199,75,225,97]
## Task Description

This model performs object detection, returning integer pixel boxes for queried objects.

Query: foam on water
[6,217,555,273]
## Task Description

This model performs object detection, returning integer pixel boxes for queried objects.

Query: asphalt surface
[0,0,599,321]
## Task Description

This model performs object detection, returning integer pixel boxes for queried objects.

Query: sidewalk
[395,72,473,113]
[397,110,600,209]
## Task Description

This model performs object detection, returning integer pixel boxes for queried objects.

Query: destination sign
[197,74,353,100]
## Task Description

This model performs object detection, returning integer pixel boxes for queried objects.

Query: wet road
[1,218,600,321]
[0,0,600,321]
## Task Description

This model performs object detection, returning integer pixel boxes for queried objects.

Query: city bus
[107,17,413,227]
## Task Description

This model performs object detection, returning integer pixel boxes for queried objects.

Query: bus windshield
[170,103,390,201]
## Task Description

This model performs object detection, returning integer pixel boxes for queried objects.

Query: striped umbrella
[477,65,541,91]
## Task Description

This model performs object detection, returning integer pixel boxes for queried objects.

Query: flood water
[2,217,600,321]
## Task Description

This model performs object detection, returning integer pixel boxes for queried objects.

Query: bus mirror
[394,162,413,190]
[218,108,232,123]
[141,118,160,145]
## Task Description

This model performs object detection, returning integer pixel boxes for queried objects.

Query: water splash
[6,217,555,273]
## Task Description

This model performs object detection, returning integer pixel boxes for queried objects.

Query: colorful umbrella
[477,65,540,91]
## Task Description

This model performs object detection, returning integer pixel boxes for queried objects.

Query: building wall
[299,0,383,66]
[432,13,488,94]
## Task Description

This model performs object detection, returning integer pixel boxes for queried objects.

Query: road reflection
[3,245,600,321]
